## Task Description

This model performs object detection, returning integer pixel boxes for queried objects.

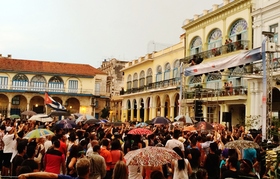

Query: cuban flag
[44,92,67,111]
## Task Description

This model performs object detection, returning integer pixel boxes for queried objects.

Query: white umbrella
[174,115,193,124]
[28,114,53,122]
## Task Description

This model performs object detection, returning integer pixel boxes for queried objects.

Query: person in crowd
[44,139,66,174]
[11,141,27,176]
[21,143,39,172]
[18,157,91,179]
[86,139,99,157]
[110,139,125,172]
[66,145,81,177]
[150,170,166,179]
[112,161,128,179]
[196,168,208,179]
[128,145,142,179]
[88,145,106,179]
[165,129,185,156]
[2,126,18,176]
[221,156,239,179]
[204,142,220,179]
[100,138,113,179]
[0,125,5,173]
[238,159,258,178]
[34,137,45,170]
[189,138,201,179]
[171,147,192,179]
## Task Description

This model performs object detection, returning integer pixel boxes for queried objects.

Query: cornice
[183,0,252,33]
[251,1,280,16]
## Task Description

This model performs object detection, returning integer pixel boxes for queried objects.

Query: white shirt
[3,133,15,153]
[128,165,143,179]
[44,140,52,152]
[165,138,185,151]
[173,159,190,179]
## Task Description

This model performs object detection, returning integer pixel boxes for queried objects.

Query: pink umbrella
[128,128,153,135]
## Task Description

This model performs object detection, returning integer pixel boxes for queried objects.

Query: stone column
[137,108,141,121]
[219,104,225,124]
[130,108,134,121]
[144,107,148,121]
[160,106,165,117]
[8,102,11,117]
[170,105,175,122]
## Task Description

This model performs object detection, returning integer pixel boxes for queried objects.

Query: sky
[0,0,223,68]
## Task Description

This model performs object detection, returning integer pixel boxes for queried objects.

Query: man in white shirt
[165,130,185,155]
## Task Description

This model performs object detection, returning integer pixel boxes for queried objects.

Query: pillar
[160,106,165,117]
[202,105,207,121]
[144,108,148,121]
[170,106,175,121]
[219,104,225,124]
[121,109,128,122]
[137,108,141,121]
[8,102,11,116]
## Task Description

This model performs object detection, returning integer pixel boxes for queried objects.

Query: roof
[0,57,106,77]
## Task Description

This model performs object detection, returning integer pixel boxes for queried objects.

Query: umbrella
[21,110,37,116]
[100,119,109,123]
[174,115,193,124]
[224,140,260,150]
[56,119,76,129]
[28,114,53,123]
[135,122,148,128]
[73,113,83,119]
[212,123,225,130]
[124,146,181,166]
[151,116,171,125]
[107,122,125,126]
[128,128,153,135]
[194,121,214,131]
[49,110,70,116]
[183,125,197,132]
[24,129,54,139]
[75,114,95,124]
[10,114,21,119]
[84,118,100,124]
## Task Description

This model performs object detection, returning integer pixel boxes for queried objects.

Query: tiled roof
[0,57,106,77]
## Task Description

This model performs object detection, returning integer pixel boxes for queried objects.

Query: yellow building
[181,0,256,126]
[120,35,185,122]
[0,55,108,119]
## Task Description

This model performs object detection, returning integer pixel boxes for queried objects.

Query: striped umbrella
[24,129,54,139]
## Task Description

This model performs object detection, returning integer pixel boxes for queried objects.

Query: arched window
[48,76,64,92]
[156,65,162,82]
[229,67,247,86]
[146,68,153,88]
[206,72,222,89]
[189,75,202,85]
[133,73,138,89]
[30,75,46,91]
[127,75,132,91]
[190,36,202,55]
[208,29,222,50]
[164,63,171,81]
[229,19,248,44]
[12,74,29,90]
[173,60,180,81]
[139,71,145,88]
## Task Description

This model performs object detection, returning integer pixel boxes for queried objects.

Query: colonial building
[0,55,108,119]
[120,35,185,122]
[98,58,128,121]
[181,0,256,126]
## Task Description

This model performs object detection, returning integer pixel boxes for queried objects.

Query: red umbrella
[128,128,153,135]
[194,121,214,131]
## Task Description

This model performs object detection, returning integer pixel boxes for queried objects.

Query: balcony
[181,40,250,64]
[183,86,248,99]
[0,84,99,96]
[122,78,180,95]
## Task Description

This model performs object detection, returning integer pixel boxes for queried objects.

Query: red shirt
[100,147,112,171]
[45,148,65,174]
[59,140,67,155]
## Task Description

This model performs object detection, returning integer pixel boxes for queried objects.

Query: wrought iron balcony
[183,86,248,99]
[181,40,250,64]
[122,78,180,95]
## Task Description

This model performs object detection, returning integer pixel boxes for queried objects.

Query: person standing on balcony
[228,81,233,95]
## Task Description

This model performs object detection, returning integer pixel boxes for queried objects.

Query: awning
[184,48,262,76]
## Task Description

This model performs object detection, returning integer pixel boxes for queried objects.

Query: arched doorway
[140,98,144,121]
[30,96,45,113]
[155,96,161,116]
[66,98,80,113]
[174,93,179,116]
[127,100,131,121]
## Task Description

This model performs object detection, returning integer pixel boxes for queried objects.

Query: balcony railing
[123,78,180,94]
[0,85,101,96]
[181,40,250,63]
[183,86,248,99]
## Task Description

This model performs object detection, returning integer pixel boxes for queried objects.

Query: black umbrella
[49,110,70,116]
[151,116,171,125]
[84,118,100,124]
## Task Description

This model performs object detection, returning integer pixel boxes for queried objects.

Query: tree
[101,107,110,119]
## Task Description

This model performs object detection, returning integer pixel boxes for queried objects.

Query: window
[127,75,132,90]
[68,80,78,93]
[30,75,46,91]
[206,73,222,89]
[173,60,180,81]
[12,96,20,105]
[12,74,29,90]
[139,71,145,88]
[95,83,100,95]
[133,73,138,89]
[0,76,8,89]
[208,29,222,50]
[48,76,64,92]
[270,24,278,44]
[156,65,162,82]
[229,19,248,42]
[146,68,153,87]
[190,36,202,55]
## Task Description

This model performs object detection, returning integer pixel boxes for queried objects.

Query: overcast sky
[0,0,223,68]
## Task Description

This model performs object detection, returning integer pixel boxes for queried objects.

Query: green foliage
[101,107,110,118]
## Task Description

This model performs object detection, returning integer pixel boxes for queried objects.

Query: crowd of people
[0,116,276,179]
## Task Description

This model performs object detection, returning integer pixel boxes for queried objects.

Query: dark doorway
[33,105,44,114]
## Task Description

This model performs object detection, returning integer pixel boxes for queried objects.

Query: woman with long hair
[112,161,128,179]
[66,145,83,177]
[171,147,192,179]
